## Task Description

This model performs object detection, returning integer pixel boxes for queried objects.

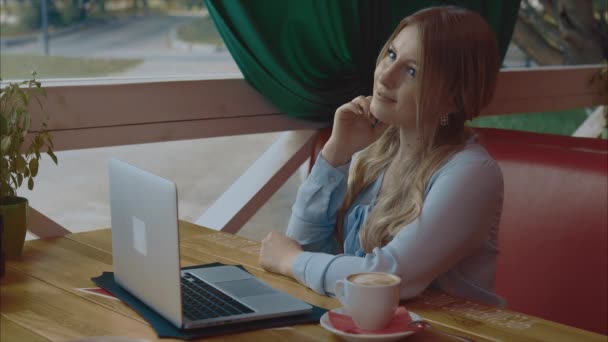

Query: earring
[439,113,449,126]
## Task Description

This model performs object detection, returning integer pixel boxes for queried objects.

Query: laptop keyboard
[181,272,255,321]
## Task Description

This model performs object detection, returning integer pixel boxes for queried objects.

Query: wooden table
[1,221,605,342]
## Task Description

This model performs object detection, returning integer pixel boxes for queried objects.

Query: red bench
[476,128,608,335]
[310,127,608,334]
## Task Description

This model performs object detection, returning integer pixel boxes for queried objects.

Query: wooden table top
[1,221,605,342]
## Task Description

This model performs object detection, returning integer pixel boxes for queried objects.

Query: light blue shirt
[287,139,506,307]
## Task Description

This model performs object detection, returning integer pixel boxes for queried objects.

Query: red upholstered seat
[475,128,608,335]
[310,127,608,334]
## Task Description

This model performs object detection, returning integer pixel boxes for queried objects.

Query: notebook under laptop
[108,158,312,329]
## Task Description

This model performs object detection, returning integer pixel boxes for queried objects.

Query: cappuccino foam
[348,273,400,286]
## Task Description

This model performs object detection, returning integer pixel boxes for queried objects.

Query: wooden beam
[20,77,329,152]
[483,65,605,115]
[572,106,606,138]
[10,65,603,153]
[29,113,327,152]
[27,207,71,238]
[195,130,318,233]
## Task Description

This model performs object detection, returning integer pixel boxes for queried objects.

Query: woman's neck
[396,126,421,161]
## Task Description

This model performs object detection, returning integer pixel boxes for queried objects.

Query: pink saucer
[319,307,422,342]
[328,307,415,335]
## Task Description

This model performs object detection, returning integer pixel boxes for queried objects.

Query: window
[503,0,607,68]
[4,1,604,241]
[476,1,606,137]
[1,0,241,80]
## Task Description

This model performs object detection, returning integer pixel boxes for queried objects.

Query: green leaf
[0,160,8,178]
[1,136,11,155]
[46,133,54,148]
[24,109,30,132]
[30,158,39,177]
[0,114,7,136]
[19,92,29,114]
[17,173,23,187]
[34,135,43,150]
[9,109,18,126]
[27,177,34,190]
[48,150,58,164]
[16,154,26,172]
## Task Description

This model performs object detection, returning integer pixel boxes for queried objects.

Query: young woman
[259,6,505,306]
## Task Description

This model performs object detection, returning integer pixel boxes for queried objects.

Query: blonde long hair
[337,6,500,252]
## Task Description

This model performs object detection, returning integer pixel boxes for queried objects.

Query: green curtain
[205,0,521,121]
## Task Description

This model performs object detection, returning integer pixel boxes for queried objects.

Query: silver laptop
[108,158,312,329]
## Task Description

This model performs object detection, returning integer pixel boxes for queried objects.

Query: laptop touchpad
[215,279,276,297]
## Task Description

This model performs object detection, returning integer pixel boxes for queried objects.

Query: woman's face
[370,25,419,128]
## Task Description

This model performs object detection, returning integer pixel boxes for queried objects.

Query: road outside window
[0,0,241,79]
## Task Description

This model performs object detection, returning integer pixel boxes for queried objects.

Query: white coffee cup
[334,272,402,330]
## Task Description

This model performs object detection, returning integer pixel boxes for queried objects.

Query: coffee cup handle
[334,279,346,305]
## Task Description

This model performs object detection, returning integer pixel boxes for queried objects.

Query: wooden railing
[10,64,607,237]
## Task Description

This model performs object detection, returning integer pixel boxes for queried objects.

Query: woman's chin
[370,101,382,118]
[370,103,388,123]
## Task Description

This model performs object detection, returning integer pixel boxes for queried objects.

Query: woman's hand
[259,232,303,278]
[322,96,389,166]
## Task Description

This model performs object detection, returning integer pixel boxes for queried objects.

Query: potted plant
[1,73,57,265]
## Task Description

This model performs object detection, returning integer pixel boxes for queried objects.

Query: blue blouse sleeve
[290,159,503,298]
[285,153,351,255]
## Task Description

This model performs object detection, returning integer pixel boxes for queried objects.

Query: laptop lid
[108,158,184,328]
[109,159,312,330]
